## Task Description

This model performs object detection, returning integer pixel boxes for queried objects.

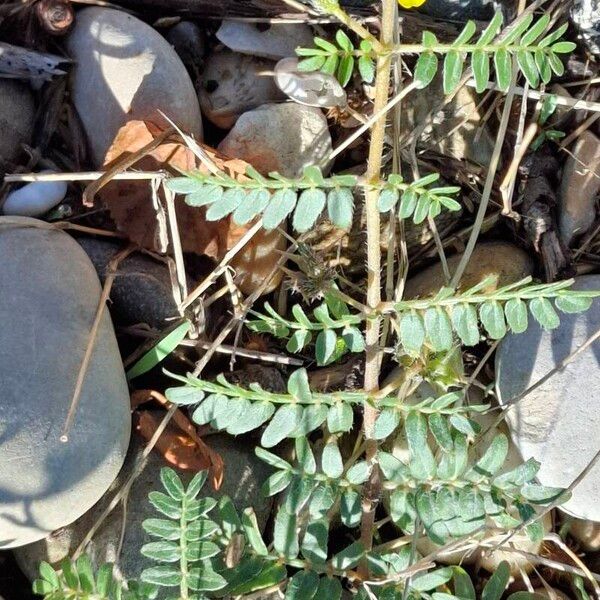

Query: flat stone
[0,79,35,163]
[199,50,285,129]
[559,131,600,245]
[0,218,130,549]
[216,21,314,60]
[66,7,202,166]
[496,274,600,521]
[76,237,179,328]
[405,241,534,299]
[14,431,274,585]
[218,103,333,177]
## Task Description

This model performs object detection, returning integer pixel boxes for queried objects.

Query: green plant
[34,1,598,599]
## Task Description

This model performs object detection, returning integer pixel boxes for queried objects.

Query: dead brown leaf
[98,120,283,295]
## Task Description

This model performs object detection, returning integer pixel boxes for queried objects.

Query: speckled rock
[0,79,35,162]
[559,131,600,245]
[405,241,534,299]
[199,50,285,129]
[14,432,273,584]
[496,275,600,521]
[216,20,314,60]
[0,218,130,549]
[218,103,333,177]
[66,7,202,166]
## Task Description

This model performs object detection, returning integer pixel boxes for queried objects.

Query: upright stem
[359,0,395,573]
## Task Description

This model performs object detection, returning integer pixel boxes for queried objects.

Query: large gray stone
[496,275,600,521]
[0,218,130,549]
[66,7,202,166]
[571,0,600,56]
[14,431,274,585]
[218,103,333,177]
[0,79,35,163]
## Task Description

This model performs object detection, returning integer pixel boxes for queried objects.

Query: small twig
[4,171,166,183]
[60,244,136,442]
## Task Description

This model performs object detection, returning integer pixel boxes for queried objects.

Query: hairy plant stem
[359,0,395,576]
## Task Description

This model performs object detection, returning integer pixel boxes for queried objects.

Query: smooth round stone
[0,79,35,162]
[218,103,333,177]
[199,50,285,129]
[66,7,202,166]
[3,174,67,217]
[496,275,600,521]
[216,20,314,60]
[404,241,534,299]
[0,218,130,548]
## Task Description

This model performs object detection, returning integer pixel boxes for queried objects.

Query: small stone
[199,50,285,129]
[218,103,333,177]
[571,0,600,56]
[402,73,496,167]
[2,173,67,217]
[66,7,202,166]
[216,21,314,61]
[76,237,180,329]
[165,21,205,79]
[275,58,346,108]
[0,218,130,548]
[496,275,600,521]
[0,79,35,162]
[570,517,600,551]
[559,131,600,245]
[14,432,274,584]
[404,241,534,299]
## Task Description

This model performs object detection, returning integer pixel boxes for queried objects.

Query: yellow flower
[398,0,426,8]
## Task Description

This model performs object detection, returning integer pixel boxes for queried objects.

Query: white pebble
[3,176,67,217]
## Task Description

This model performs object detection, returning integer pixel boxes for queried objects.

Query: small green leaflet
[127,320,191,380]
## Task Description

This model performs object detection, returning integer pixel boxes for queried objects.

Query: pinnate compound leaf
[149,492,181,519]
[233,188,271,225]
[206,187,245,221]
[141,541,181,563]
